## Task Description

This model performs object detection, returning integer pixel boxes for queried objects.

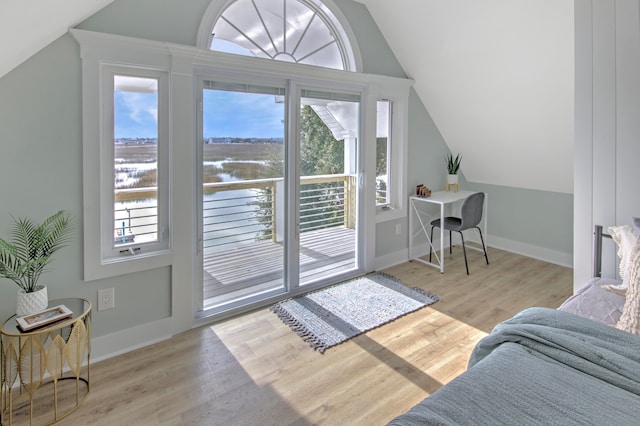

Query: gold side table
[1,298,91,425]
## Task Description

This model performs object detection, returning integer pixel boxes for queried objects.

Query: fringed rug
[271,273,439,353]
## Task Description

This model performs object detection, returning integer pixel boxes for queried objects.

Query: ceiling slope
[357,0,574,194]
[0,0,114,79]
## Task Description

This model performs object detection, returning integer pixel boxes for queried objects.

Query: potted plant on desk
[0,210,74,316]
[445,153,462,192]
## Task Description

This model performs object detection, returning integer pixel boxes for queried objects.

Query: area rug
[271,273,439,353]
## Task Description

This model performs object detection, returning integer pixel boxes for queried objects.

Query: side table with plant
[0,210,74,316]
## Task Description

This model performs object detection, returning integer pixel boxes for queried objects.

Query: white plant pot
[447,174,459,185]
[16,285,48,317]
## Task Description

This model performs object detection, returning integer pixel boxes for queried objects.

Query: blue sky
[114,88,284,139]
[203,90,284,139]
[114,91,158,139]
[203,40,286,138]
[114,41,287,139]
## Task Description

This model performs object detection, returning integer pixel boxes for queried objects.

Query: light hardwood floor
[54,247,571,425]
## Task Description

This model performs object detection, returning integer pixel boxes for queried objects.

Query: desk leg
[408,197,442,270]
[409,200,414,259]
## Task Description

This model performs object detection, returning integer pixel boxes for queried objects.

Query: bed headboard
[593,225,612,278]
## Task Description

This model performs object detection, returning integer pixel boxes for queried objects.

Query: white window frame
[369,88,409,224]
[77,34,172,281]
[102,67,171,256]
[197,0,363,72]
[375,99,392,209]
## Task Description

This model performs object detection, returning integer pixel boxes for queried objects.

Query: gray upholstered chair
[429,192,489,275]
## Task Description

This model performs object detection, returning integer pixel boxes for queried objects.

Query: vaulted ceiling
[0,0,114,79]
[1,0,574,194]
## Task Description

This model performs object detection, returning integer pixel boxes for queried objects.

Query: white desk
[409,190,487,272]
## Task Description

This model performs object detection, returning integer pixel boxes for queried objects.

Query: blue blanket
[389,308,640,425]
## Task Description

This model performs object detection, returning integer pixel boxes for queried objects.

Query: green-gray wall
[0,0,573,347]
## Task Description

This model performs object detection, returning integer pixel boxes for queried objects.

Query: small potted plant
[445,153,462,192]
[0,210,74,316]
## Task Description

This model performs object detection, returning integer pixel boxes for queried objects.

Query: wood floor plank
[46,246,572,425]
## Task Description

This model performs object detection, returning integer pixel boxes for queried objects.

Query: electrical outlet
[98,288,115,311]
[395,223,401,235]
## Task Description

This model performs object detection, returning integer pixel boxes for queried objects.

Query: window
[376,99,392,208]
[199,0,360,71]
[103,68,170,263]
[113,76,157,247]
[370,89,408,223]
[80,62,171,281]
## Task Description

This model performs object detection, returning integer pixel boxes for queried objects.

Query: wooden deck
[203,226,356,308]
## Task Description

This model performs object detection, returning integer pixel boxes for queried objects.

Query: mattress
[557,277,625,325]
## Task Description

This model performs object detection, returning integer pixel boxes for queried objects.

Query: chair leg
[429,225,435,262]
[449,230,452,254]
[459,231,469,275]
[476,227,489,265]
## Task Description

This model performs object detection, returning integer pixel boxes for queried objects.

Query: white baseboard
[91,317,172,363]
[375,248,409,270]
[487,235,572,268]
[375,234,572,271]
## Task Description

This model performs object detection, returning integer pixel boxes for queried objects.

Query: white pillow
[616,238,640,335]
[603,225,640,295]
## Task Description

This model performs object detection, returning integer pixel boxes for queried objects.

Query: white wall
[574,0,640,289]
[358,0,574,194]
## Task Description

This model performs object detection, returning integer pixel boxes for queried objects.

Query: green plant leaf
[0,211,74,292]
[445,153,462,174]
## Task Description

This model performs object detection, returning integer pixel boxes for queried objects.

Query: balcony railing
[112,174,357,251]
[203,174,356,252]
[114,188,158,246]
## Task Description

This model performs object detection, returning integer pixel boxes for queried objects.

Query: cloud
[114,91,158,138]
[119,92,158,124]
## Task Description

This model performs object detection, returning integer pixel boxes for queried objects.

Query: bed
[389,225,640,425]
[556,225,626,326]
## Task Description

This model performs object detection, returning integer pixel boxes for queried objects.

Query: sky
[114,86,285,139]
[114,40,285,140]
[203,90,284,139]
[114,91,158,139]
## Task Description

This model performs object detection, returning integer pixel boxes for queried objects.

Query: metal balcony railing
[203,174,356,252]
[114,188,158,246]
[112,174,357,251]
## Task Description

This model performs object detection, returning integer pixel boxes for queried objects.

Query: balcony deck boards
[203,226,355,307]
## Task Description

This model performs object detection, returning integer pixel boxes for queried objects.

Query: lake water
[115,160,268,249]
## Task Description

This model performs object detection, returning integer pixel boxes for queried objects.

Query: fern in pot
[0,210,74,316]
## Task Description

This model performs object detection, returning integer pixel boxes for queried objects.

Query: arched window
[197,0,361,71]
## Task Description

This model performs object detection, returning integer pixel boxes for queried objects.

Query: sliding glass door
[298,89,360,287]
[197,77,363,315]
[198,80,286,311]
